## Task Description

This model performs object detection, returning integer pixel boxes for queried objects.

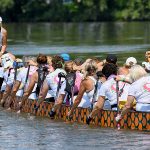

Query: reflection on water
[4,22,150,55]
[0,107,149,150]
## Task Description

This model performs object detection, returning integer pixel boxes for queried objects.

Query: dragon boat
[19,99,150,131]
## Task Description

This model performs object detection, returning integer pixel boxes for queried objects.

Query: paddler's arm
[68,81,86,117]
[120,96,134,117]
[1,84,12,106]
[86,96,105,125]
[22,72,37,100]
[52,94,66,112]
[0,28,7,55]
[10,80,21,99]
[36,80,49,107]
[115,95,134,122]
[90,96,105,118]
[115,75,131,84]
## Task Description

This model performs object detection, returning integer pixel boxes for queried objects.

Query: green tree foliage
[0,0,14,12]
[0,0,150,22]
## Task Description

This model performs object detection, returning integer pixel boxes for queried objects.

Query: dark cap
[106,54,117,64]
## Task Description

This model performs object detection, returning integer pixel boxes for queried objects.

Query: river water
[0,22,150,149]
[0,107,149,150]
[5,22,150,58]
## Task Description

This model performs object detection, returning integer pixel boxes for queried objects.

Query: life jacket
[36,65,49,96]
[65,72,82,97]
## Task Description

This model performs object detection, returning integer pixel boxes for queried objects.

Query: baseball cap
[125,57,137,67]
[106,54,117,64]
[60,53,70,61]
[1,53,14,69]
[142,62,150,71]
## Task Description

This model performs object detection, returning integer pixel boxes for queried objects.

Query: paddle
[49,72,66,118]
[116,80,121,130]
[4,62,19,108]
[16,64,31,111]
[69,72,76,106]
[91,71,104,110]
[22,65,31,97]
[34,66,49,112]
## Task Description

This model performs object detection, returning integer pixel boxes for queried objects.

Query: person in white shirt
[35,55,66,109]
[116,65,150,122]
[49,60,83,118]
[0,53,15,107]
[15,54,48,113]
[86,63,130,124]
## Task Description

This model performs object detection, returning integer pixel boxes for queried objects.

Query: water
[5,22,150,57]
[1,22,150,149]
[0,107,149,150]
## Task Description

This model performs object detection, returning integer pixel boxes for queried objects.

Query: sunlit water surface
[0,107,149,150]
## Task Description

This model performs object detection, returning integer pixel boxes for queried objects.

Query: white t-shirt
[98,77,130,105]
[16,66,37,97]
[0,67,4,78]
[4,68,14,85]
[46,68,66,98]
[128,76,150,104]
[0,68,15,91]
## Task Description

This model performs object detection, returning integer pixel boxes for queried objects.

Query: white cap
[125,57,137,66]
[1,53,14,69]
[0,17,2,22]
[142,62,150,71]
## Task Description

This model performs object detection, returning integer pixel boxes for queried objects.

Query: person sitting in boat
[118,57,137,75]
[116,65,150,123]
[47,55,54,73]
[15,54,50,113]
[85,63,130,124]
[74,58,84,67]
[49,60,83,118]
[0,53,16,107]
[142,51,150,73]
[60,53,70,62]
[8,57,38,111]
[105,54,117,65]
[67,60,104,118]
[116,57,137,108]
[34,55,66,110]
[73,57,104,74]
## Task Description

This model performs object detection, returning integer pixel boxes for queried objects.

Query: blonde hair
[129,65,147,82]
[47,56,52,65]
[84,60,98,78]
[64,60,74,73]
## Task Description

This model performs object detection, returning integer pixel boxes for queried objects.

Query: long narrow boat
[20,100,150,131]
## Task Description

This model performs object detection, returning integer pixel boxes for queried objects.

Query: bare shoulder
[1,27,7,35]
[81,78,91,87]
[33,71,38,78]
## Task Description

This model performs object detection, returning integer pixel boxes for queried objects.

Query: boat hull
[22,100,150,131]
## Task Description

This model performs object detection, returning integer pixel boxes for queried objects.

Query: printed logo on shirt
[111,82,125,93]
[143,82,150,92]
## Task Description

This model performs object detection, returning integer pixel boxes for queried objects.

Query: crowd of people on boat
[0,16,150,125]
